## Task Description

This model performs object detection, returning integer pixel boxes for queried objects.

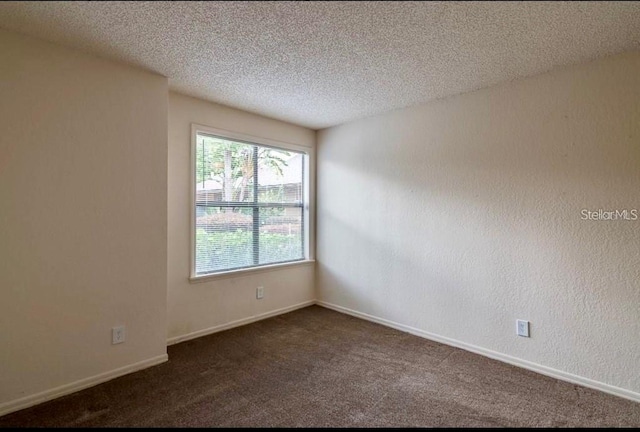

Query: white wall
[167,92,315,343]
[0,29,168,412]
[317,52,640,397]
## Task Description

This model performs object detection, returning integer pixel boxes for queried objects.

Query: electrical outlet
[256,286,264,299]
[112,326,126,344]
[516,320,530,337]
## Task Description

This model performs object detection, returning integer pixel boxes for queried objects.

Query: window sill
[189,259,316,283]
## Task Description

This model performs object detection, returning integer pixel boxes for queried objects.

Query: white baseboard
[316,300,640,404]
[4,299,636,419]
[166,300,316,346]
[0,354,168,417]
[1,301,314,418]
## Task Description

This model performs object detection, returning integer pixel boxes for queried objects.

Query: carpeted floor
[1,305,639,427]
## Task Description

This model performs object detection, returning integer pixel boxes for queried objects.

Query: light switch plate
[516,320,530,337]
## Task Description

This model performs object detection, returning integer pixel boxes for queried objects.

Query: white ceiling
[1,1,639,129]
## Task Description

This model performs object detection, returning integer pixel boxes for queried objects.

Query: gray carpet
[1,305,639,427]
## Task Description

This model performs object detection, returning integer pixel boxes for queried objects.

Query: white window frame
[189,123,315,282]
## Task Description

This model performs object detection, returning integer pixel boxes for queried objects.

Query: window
[192,127,308,277]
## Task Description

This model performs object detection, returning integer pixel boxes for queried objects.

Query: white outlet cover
[256,286,264,299]
[516,320,530,337]
[112,326,126,344]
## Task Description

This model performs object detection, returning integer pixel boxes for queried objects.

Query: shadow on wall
[316,180,573,343]
[316,209,472,328]
[316,55,640,388]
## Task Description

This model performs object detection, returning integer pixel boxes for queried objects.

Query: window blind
[194,133,305,275]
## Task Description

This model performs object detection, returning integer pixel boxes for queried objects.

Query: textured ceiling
[1,1,639,129]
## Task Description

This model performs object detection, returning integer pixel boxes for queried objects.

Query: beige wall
[167,92,315,343]
[317,52,640,396]
[0,30,168,411]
